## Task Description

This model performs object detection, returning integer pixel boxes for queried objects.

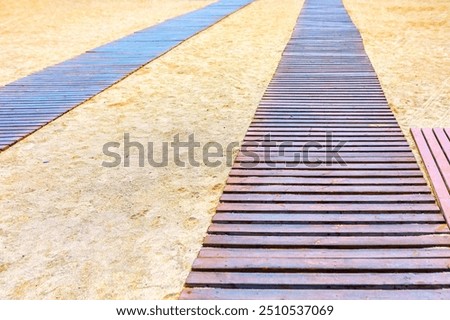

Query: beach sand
[0,0,214,86]
[344,0,450,144]
[0,0,303,299]
[0,0,448,300]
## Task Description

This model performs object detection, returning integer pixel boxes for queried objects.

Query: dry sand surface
[344,0,450,144]
[0,0,214,86]
[0,0,304,299]
[1,0,449,300]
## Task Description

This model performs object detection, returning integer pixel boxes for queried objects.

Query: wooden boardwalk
[0,0,253,151]
[180,0,450,299]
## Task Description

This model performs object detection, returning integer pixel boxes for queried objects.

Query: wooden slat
[226,177,428,185]
[212,213,446,224]
[208,223,450,236]
[198,248,450,258]
[219,193,435,203]
[233,163,420,170]
[192,257,450,272]
[180,288,450,300]
[186,272,450,288]
[229,170,422,177]
[222,184,431,193]
[216,203,440,213]
[411,128,450,224]
[203,235,450,248]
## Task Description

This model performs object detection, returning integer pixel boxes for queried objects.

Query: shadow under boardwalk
[180,0,450,300]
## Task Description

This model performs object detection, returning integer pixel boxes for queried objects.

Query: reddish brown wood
[411,128,450,224]
[222,184,430,193]
[186,272,450,288]
[216,203,440,213]
[180,0,450,300]
[203,234,450,248]
[212,213,445,224]
[180,288,450,300]
[207,223,449,235]
[198,247,450,258]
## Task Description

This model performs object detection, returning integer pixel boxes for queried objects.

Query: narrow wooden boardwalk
[180,0,450,300]
[0,0,253,151]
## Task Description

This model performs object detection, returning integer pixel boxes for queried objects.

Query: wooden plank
[434,128,450,161]
[411,128,450,224]
[242,141,409,147]
[219,193,435,203]
[216,202,440,213]
[204,235,450,248]
[186,272,450,288]
[233,163,420,170]
[236,155,417,163]
[236,151,415,158]
[226,177,428,185]
[229,170,423,178]
[208,223,450,235]
[222,184,431,194]
[247,127,403,132]
[422,128,450,189]
[180,288,450,300]
[212,213,446,224]
[191,257,450,271]
[198,247,450,258]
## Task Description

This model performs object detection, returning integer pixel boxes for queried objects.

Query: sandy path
[344,0,450,142]
[0,0,214,86]
[0,0,304,299]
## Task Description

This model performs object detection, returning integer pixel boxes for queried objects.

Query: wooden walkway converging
[0,0,253,151]
[180,0,450,299]
[412,128,450,224]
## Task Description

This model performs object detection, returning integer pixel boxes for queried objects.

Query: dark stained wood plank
[212,213,446,224]
[233,163,420,171]
[216,203,440,213]
[422,128,450,189]
[434,128,450,161]
[207,223,450,236]
[235,155,417,163]
[229,170,423,178]
[203,234,450,248]
[180,288,450,300]
[226,176,428,185]
[411,128,450,224]
[219,193,435,203]
[236,151,415,158]
[186,272,450,288]
[198,247,450,258]
[191,257,450,271]
[222,184,431,194]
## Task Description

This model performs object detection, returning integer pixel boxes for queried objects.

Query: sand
[1,0,448,300]
[0,0,304,299]
[344,0,450,143]
[0,0,214,86]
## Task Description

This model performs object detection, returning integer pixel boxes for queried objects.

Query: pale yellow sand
[1,0,448,300]
[344,0,450,142]
[0,0,214,86]
[0,0,304,299]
